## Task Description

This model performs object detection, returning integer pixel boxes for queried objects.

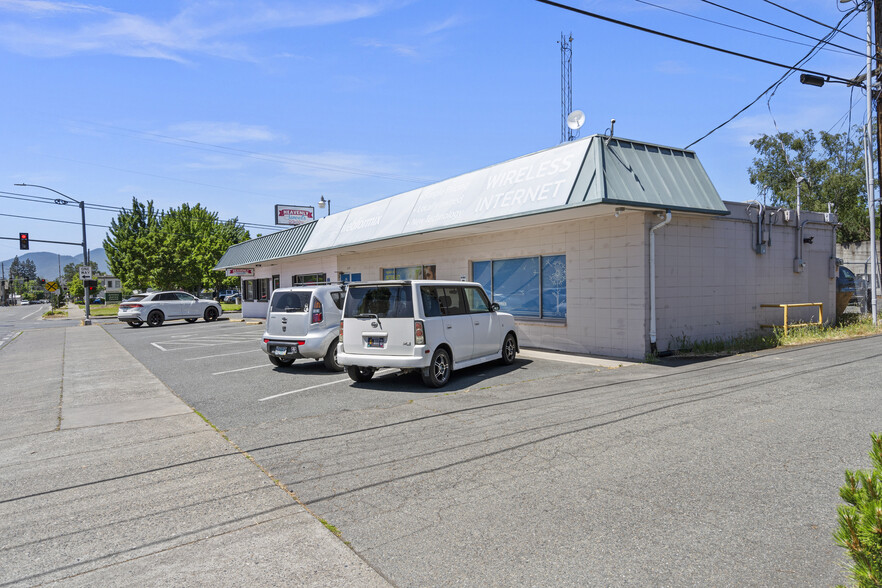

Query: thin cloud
[166,122,284,145]
[0,1,407,62]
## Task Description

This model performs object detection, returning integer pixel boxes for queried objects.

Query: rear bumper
[337,347,431,369]
[261,332,330,360]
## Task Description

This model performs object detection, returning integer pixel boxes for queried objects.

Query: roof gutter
[649,210,672,354]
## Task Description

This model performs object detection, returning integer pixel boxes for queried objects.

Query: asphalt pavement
[0,306,391,587]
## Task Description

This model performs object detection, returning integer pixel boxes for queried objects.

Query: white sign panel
[275,205,315,226]
[78,265,92,279]
[226,268,254,277]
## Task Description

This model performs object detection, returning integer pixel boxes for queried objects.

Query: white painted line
[258,369,398,402]
[186,349,263,361]
[151,342,167,351]
[22,307,43,319]
[212,364,267,376]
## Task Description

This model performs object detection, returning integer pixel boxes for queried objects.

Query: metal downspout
[649,210,672,354]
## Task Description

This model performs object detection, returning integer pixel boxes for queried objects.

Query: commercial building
[215,134,837,359]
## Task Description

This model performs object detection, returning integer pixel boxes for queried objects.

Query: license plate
[272,346,289,355]
[366,337,385,348]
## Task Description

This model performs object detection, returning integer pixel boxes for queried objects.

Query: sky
[0,0,874,263]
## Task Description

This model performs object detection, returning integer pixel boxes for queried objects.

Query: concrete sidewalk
[0,325,391,587]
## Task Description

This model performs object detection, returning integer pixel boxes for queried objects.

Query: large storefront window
[472,255,566,320]
[381,265,436,280]
[244,278,271,301]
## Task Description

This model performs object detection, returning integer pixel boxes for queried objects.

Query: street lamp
[318,195,331,216]
[14,183,91,323]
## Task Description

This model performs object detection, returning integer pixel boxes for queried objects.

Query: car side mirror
[490,302,500,312]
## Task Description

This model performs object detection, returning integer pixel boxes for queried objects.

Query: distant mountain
[0,248,108,280]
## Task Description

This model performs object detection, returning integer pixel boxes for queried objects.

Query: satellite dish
[566,110,585,130]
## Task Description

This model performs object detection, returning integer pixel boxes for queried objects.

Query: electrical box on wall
[783,210,793,222]
[794,258,806,273]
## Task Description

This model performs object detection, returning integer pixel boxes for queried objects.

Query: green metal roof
[213,221,315,270]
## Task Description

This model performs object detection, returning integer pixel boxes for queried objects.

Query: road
[98,319,880,587]
[0,303,78,350]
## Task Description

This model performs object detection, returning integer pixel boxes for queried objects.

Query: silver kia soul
[337,280,519,387]
[261,285,345,371]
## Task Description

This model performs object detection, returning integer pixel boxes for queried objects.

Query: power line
[0,212,110,228]
[684,7,862,149]
[634,0,859,57]
[697,0,868,56]
[533,0,857,83]
[762,0,869,46]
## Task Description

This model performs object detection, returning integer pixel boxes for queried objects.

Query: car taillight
[122,304,142,308]
[414,320,425,345]
[263,338,269,344]
[339,320,344,339]
[311,298,323,323]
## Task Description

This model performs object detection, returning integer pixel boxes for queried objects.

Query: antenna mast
[560,32,573,143]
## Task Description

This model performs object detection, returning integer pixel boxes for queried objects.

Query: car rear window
[124,295,146,302]
[345,286,414,318]
[271,291,310,313]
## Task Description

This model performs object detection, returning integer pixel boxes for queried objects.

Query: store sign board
[275,205,315,226]
[226,268,254,277]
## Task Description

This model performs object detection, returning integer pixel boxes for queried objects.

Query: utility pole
[867,0,882,310]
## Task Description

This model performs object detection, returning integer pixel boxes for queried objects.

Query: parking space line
[258,369,397,401]
[151,342,167,351]
[212,364,267,376]
[186,349,262,361]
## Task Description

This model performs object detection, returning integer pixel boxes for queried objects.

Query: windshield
[271,291,310,313]
[344,285,414,318]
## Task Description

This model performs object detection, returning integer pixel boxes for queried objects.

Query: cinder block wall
[653,202,836,352]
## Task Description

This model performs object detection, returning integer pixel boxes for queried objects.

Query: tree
[748,128,868,244]
[103,197,160,291]
[151,203,249,292]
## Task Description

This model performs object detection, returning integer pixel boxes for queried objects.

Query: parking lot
[103,320,880,586]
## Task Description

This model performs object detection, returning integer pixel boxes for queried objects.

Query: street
[95,320,880,586]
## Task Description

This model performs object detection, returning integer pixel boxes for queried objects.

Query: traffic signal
[40,278,46,285]
[19,232,29,250]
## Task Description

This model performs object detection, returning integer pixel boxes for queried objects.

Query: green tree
[151,204,249,292]
[67,275,84,301]
[103,197,160,291]
[835,433,882,587]
[748,128,868,244]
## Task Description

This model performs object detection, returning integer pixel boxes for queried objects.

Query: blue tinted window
[472,256,566,319]
[493,257,540,317]
[542,255,567,319]
[473,261,491,293]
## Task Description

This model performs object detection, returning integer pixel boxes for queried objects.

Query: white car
[118,291,222,328]
[261,285,345,371]
[337,280,518,387]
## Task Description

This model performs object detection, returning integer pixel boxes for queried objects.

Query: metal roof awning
[216,134,728,267]
[213,221,315,270]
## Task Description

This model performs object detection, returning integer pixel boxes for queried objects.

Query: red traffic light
[19,232,29,250]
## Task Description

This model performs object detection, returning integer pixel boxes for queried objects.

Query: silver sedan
[118,291,222,328]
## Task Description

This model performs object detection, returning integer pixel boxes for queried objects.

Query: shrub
[835,433,882,587]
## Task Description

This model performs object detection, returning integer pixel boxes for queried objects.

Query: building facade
[216,135,837,359]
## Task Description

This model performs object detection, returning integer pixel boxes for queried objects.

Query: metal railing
[760,303,823,336]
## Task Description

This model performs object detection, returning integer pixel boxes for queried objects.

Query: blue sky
[0,0,872,262]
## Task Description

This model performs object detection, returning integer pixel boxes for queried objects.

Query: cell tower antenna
[560,32,573,143]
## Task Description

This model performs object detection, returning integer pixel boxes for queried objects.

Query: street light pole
[14,183,91,323]
[318,195,331,217]
[864,2,878,323]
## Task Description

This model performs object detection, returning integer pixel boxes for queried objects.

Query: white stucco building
[215,134,837,359]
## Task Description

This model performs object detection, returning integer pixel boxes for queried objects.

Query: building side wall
[654,204,836,352]
[335,215,648,359]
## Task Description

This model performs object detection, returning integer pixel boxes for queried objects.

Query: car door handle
[446,325,452,329]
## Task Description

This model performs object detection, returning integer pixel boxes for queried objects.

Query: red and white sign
[226,268,254,277]
[275,205,315,226]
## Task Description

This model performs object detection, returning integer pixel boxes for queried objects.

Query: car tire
[499,332,517,365]
[421,347,451,388]
[185,318,198,323]
[146,310,164,327]
[128,320,143,328]
[347,365,375,382]
[269,356,294,367]
[204,306,219,322]
[323,339,344,372]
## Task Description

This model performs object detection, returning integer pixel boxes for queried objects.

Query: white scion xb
[337,280,518,387]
